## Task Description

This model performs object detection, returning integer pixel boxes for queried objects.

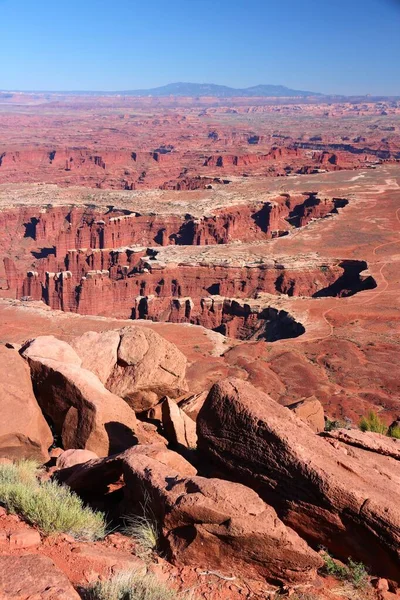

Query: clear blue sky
[0,0,399,95]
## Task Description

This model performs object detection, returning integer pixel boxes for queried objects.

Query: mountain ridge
[119,82,322,97]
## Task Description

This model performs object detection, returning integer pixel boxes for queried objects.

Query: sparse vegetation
[123,513,159,557]
[85,570,180,600]
[0,460,106,540]
[359,410,400,440]
[388,424,400,439]
[359,411,388,434]
[322,552,369,589]
[325,417,352,431]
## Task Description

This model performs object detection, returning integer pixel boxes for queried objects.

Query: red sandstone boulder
[56,443,197,494]
[56,448,99,469]
[0,554,80,599]
[178,390,209,420]
[0,346,52,461]
[323,428,400,460]
[22,337,140,456]
[70,329,119,384]
[160,397,198,449]
[72,327,188,412]
[119,452,322,584]
[22,335,82,365]
[197,378,400,581]
[287,396,325,433]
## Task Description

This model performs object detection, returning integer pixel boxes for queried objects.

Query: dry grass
[86,570,181,600]
[331,582,375,600]
[123,513,159,556]
[0,460,106,540]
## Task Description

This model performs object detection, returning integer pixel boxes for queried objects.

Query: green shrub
[359,411,387,435]
[322,552,349,579]
[0,460,105,540]
[321,552,368,589]
[347,558,369,588]
[86,570,180,600]
[388,424,400,439]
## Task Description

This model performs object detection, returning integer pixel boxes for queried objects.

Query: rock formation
[21,335,140,455]
[0,345,52,461]
[197,378,400,581]
[0,554,81,600]
[71,327,188,411]
[56,444,323,585]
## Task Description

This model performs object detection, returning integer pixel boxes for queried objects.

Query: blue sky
[0,0,399,95]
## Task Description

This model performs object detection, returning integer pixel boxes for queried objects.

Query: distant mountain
[119,82,321,98]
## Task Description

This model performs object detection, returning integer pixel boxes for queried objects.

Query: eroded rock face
[55,443,321,583]
[72,327,188,412]
[323,428,400,460]
[287,396,325,433]
[0,346,52,461]
[56,448,99,469]
[197,378,400,581]
[160,397,198,449]
[119,452,323,584]
[21,336,139,456]
[56,443,197,494]
[0,554,81,600]
[70,329,119,384]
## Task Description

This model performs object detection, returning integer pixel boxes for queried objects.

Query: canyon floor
[0,94,399,599]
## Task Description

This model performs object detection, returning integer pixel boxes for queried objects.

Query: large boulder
[56,448,99,469]
[119,452,322,584]
[197,378,400,581]
[70,329,119,384]
[160,397,198,449]
[0,346,52,461]
[22,337,139,456]
[56,443,197,494]
[0,554,80,599]
[72,327,188,412]
[323,428,400,460]
[56,444,321,583]
[287,396,325,433]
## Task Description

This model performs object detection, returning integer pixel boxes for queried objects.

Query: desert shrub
[325,417,352,432]
[0,460,105,540]
[123,513,159,556]
[388,424,400,439]
[346,558,369,588]
[86,570,180,600]
[322,552,349,579]
[322,552,368,589]
[359,411,387,435]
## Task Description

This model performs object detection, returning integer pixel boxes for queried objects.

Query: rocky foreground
[0,324,399,599]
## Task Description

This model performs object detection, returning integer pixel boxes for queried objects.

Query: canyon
[0,93,400,599]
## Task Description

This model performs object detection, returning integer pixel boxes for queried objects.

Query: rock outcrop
[323,428,400,460]
[56,443,197,494]
[197,378,400,581]
[287,396,325,433]
[0,345,52,461]
[0,554,81,600]
[56,444,322,584]
[56,448,99,469]
[160,397,198,449]
[21,336,140,456]
[72,327,188,412]
[120,451,323,584]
